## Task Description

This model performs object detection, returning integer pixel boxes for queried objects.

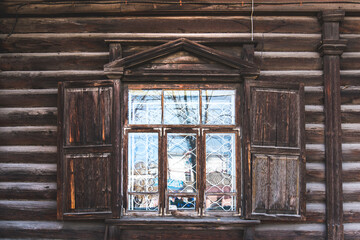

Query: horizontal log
[341,17,360,34]
[0,0,359,15]
[341,34,360,52]
[341,86,360,105]
[0,33,321,53]
[344,223,360,240]
[342,124,360,143]
[305,86,323,105]
[306,182,325,203]
[306,144,325,163]
[305,105,324,124]
[344,202,360,223]
[0,200,56,220]
[306,163,325,182]
[341,70,360,86]
[0,51,322,71]
[342,105,360,124]
[0,16,320,34]
[258,70,323,86]
[305,124,324,144]
[0,126,57,146]
[0,70,323,90]
[342,53,360,71]
[0,52,108,71]
[306,203,325,223]
[0,89,57,107]
[0,163,56,182]
[0,107,57,126]
[343,183,360,202]
[254,224,325,240]
[0,146,56,163]
[0,182,56,200]
[343,144,360,162]
[343,163,360,182]
[0,70,105,89]
[0,220,105,239]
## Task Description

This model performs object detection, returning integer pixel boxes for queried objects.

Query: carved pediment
[104,38,259,80]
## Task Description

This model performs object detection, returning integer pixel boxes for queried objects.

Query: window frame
[122,82,243,217]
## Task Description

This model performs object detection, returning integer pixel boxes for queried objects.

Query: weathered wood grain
[0,107,57,126]
[0,200,57,220]
[0,16,320,34]
[1,0,359,15]
[341,17,360,34]
[0,146,57,163]
[0,220,105,239]
[0,182,57,200]
[254,224,326,240]
[0,89,57,107]
[0,163,56,182]
[0,33,321,53]
[0,126,57,146]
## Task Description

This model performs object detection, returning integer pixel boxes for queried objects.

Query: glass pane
[167,133,197,193]
[164,90,199,125]
[202,90,235,125]
[128,90,162,125]
[205,195,236,211]
[128,133,158,193]
[169,196,196,211]
[206,133,236,193]
[128,194,159,211]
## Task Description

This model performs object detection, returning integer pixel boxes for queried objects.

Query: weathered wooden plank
[341,34,360,52]
[341,17,360,34]
[341,53,360,70]
[306,144,325,163]
[0,89,57,107]
[0,52,108,71]
[343,144,360,162]
[0,182,56,200]
[0,107,57,126]
[344,223,360,240]
[306,203,326,223]
[0,146,57,163]
[0,70,105,89]
[0,16,320,34]
[306,183,325,202]
[343,183,360,202]
[342,105,360,124]
[305,105,324,124]
[0,126,57,146]
[0,163,56,182]
[0,51,321,71]
[0,200,56,220]
[1,0,359,15]
[341,86,360,105]
[0,33,321,53]
[0,220,105,239]
[254,224,326,240]
[304,123,360,144]
[344,202,360,223]
[305,87,324,105]
[306,124,324,144]
[341,70,360,86]
[259,70,323,86]
[343,163,360,182]
[306,163,325,182]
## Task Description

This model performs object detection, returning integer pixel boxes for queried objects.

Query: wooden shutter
[57,80,120,220]
[244,81,305,220]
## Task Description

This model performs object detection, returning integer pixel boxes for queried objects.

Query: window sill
[105,216,260,230]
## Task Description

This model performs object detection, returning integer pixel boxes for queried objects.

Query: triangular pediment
[104,38,259,78]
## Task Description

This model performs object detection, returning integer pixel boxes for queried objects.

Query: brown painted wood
[319,10,346,240]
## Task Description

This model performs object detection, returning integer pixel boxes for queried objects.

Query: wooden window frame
[121,83,243,217]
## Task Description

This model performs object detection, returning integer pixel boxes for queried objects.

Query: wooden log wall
[340,16,360,239]
[0,3,360,239]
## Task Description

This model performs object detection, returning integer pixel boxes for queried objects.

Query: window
[57,38,305,221]
[123,84,241,216]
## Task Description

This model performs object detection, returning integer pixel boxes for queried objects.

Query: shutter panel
[57,80,120,220]
[244,81,305,220]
